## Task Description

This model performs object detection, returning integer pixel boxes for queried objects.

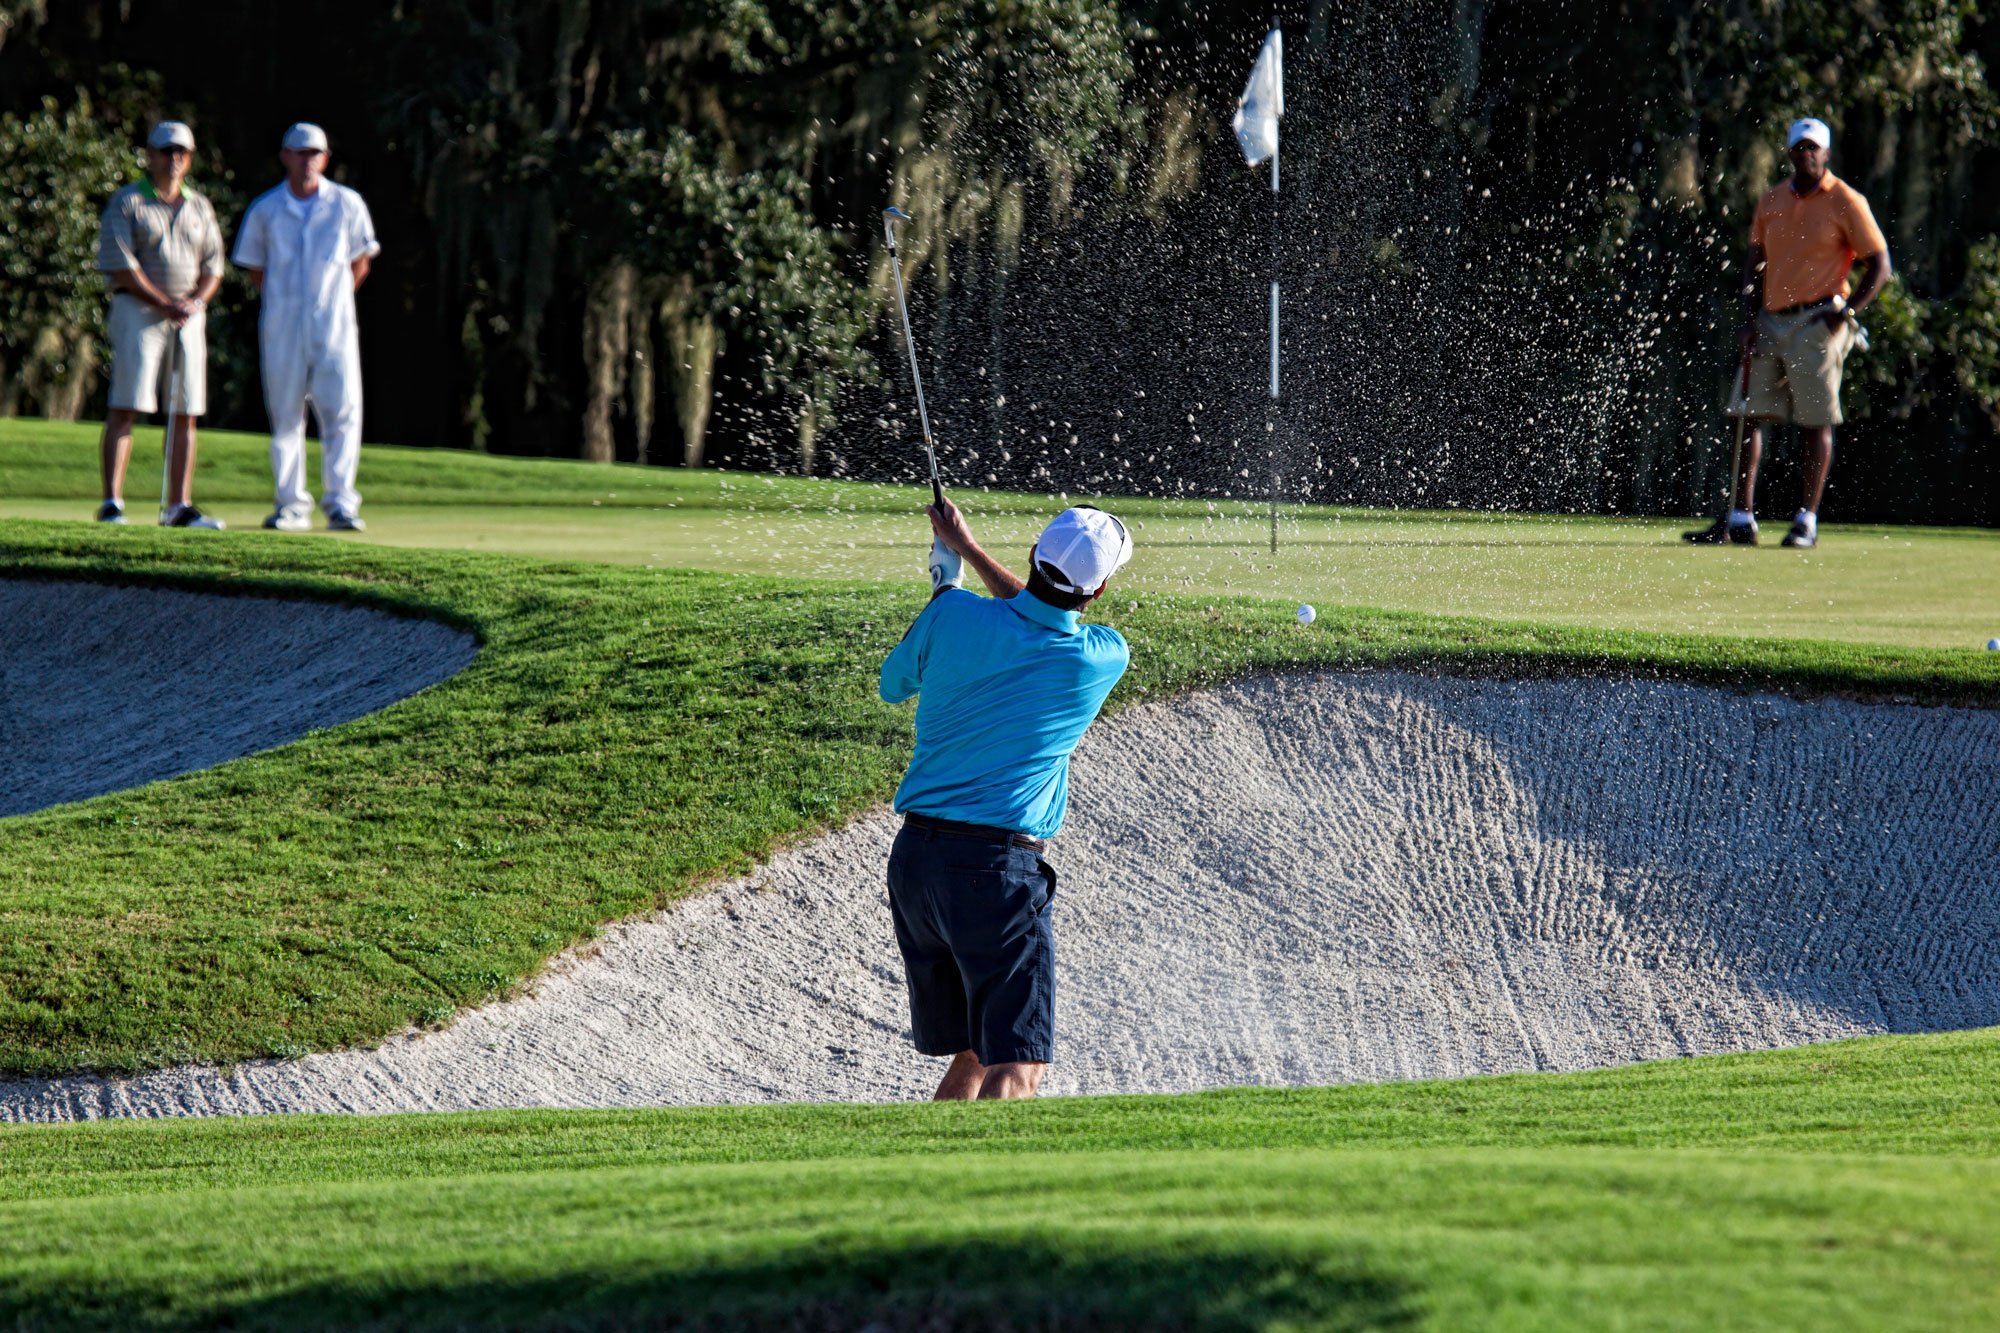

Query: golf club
[159,324,182,524]
[881,206,945,507]
[1721,343,1752,525]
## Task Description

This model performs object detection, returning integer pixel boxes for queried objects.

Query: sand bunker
[0,578,475,818]
[4,669,1996,1120]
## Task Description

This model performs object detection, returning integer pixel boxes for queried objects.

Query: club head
[883,206,912,222]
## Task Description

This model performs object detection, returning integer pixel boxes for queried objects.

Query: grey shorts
[106,292,206,416]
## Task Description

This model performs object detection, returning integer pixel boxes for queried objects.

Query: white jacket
[231,180,381,377]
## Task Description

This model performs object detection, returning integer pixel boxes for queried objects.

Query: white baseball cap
[282,122,329,152]
[1787,118,1831,149]
[147,121,194,151]
[1033,505,1134,595]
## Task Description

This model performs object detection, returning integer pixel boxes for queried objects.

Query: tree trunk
[661,275,718,468]
[581,262,634,463]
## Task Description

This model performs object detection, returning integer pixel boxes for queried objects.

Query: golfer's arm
[240,267,264,293]
[1849,250,1891,313]
[1740,244,1765,321]
[960,543,1024,600]
[108,268,172,310]
[351,255,371,290]
[193,272,221,303]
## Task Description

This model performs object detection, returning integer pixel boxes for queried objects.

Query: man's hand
[928,498,976,557]
[924,498,1027,600]
[1818,307,1847,334]
[164,297,197,327]
[927,537,964,595]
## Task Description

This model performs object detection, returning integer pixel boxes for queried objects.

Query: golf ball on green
[1297,604,1316,625]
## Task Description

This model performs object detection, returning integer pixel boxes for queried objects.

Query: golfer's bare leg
[977,1061,1046,1100]
[165,415,197,509]
[933,1049,985,1101]
[99,408,139,503]
[1735,422,1765,512]
[1799,425,1833,514]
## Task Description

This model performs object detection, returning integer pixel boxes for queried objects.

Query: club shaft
[883,222,944,506]
[160,328,181,519]
[1722,349,1752,516]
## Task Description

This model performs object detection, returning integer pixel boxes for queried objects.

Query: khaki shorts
[106,292,207,416]
[1728,305,1854,428]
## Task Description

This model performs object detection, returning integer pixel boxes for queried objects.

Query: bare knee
[977,1061,1047,1100]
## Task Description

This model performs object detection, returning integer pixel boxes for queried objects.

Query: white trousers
[266,351,362,519]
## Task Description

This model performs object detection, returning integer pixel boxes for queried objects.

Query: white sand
[3,669,1996,1120]
[0,578,475,819]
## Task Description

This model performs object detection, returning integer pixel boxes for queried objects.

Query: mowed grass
[2,1030,1998,1329]
[5,422,2000,1329]
[4,517,1995,1077]
[5,416,1997,649]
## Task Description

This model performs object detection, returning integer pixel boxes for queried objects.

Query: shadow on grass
[3,1238,1417,1332]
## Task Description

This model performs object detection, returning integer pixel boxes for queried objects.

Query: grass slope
[4,519,1995,1076]
[7,417,1998,649]
[1,1030,1997,1329]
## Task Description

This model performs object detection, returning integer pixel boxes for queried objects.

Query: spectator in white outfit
[231,122,380,532]
[95,120,226,528]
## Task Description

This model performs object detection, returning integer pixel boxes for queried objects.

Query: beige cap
[147,121,195,152]
[282,122,329,152]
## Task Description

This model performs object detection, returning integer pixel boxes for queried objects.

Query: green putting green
[5,417,1996,649]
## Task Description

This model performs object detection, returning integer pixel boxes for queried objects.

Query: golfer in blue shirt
[880,499,1132,1100]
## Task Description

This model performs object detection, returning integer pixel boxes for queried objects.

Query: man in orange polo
[1686,117,1891,549]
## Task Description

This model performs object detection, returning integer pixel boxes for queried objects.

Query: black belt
[902,812,1047,853]
[1770,298,1836,316]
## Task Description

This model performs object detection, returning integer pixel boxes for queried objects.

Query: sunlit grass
[6,417,1993,649]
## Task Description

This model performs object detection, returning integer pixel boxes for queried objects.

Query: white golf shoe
[263,510,311,533]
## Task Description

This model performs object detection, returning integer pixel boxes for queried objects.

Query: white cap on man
[1787,118,1831,149]
[1034,506,1134,595]
[147,121,195,152]
[282,122,329,153]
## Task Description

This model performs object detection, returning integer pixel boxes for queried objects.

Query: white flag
[1233,28,1283,166]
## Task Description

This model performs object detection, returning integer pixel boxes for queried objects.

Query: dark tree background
[2,0,1995,523]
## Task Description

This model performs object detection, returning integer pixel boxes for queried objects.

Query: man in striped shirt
[94,121,226,528]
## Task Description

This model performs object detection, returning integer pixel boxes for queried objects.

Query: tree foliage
[0,93,130,416]
[0,0,1994,518]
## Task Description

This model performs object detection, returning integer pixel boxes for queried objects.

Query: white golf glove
[927,537,963,594]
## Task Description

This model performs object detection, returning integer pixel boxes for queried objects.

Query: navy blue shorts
[886,822,1058,1066]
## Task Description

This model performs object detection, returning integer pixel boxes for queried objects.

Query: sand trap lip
[0,577,476,818]
[4,668,1996,1121]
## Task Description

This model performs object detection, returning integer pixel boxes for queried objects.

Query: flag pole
[1266,21,1282,555]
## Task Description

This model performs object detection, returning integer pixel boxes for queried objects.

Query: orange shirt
[1750,172,1887,311]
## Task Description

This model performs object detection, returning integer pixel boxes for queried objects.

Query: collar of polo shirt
[1005,590,1083,636]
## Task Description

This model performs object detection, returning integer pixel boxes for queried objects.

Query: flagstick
[1266,42,1281,556]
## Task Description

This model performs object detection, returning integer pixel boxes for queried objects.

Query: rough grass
[1,1030,1997,1330]
[2,518,1996,1076]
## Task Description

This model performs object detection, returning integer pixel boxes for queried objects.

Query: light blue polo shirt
[880,588,1129,840]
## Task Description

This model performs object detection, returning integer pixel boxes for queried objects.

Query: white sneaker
[263,510,311,533]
